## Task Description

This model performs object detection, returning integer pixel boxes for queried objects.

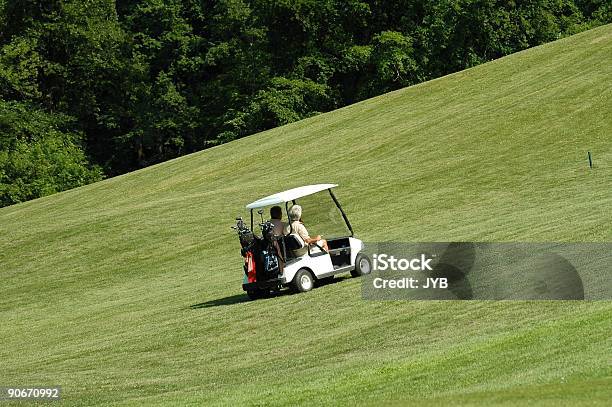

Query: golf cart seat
[284,234,307,258]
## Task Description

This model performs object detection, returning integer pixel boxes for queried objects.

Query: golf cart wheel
[351,253,372,277]
[292,269,315,293]
[246,289,266,300]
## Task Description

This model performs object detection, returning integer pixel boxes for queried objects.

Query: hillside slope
[1,24,611,406]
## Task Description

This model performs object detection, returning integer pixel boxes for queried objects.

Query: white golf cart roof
[246,184,338,209]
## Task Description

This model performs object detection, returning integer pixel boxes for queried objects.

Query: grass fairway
[1,24,611,406]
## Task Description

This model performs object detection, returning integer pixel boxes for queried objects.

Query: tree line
[1,0,610,207]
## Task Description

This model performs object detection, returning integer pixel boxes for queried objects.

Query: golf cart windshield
[246,184,353,238]
[291,193,351,239]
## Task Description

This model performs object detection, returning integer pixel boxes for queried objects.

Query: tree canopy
[0,0,610,206]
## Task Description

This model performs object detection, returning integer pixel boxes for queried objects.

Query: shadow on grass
[189,275,352,309]
[189,294,249,309]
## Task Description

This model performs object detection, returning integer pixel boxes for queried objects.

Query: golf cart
[232,184,371,299]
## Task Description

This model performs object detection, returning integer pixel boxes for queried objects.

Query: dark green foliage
[0,101,103,206]
[0,0,609,206]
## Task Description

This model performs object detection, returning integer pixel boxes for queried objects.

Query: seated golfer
[269,205,287,236]
[284,204,329,252]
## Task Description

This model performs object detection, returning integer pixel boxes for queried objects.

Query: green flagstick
[588,151,593,168]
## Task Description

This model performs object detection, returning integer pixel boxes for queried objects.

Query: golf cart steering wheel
[312,241,328,255]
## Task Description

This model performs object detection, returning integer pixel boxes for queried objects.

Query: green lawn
[1,24,611,406]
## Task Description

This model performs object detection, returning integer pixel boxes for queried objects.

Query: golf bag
[233,218,284,283]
